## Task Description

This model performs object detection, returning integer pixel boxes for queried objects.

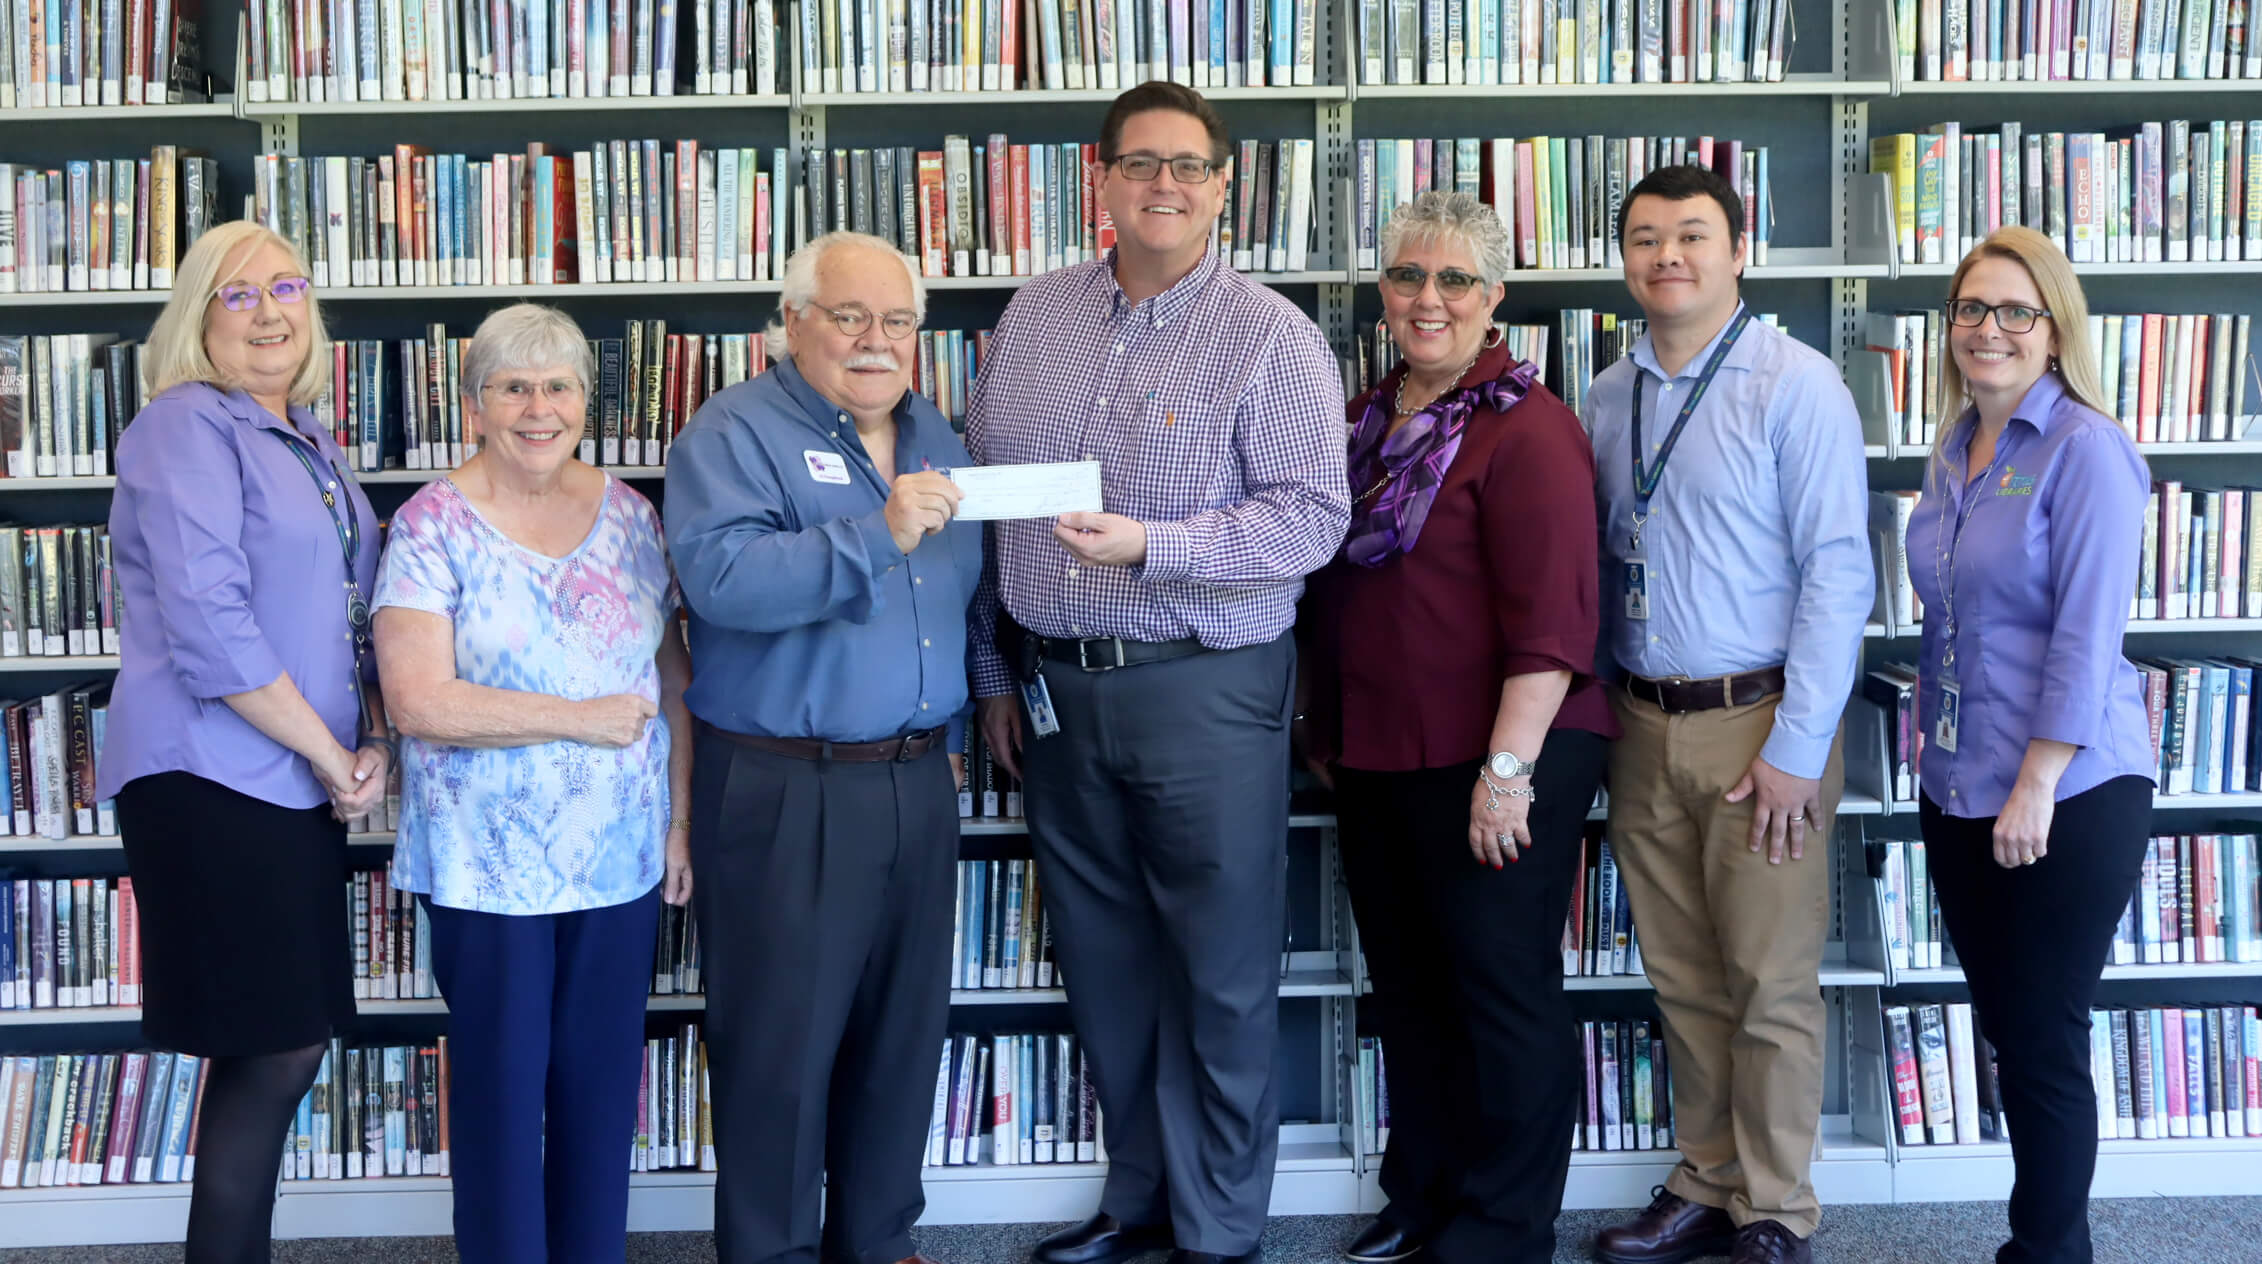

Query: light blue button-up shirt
[664,356,984,743]
[1586,309,1874,779]
[1905,373,2156,817]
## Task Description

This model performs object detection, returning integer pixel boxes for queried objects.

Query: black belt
[1623,665,1788,715]
[703,721,947,763]
[1038,635,1211,673]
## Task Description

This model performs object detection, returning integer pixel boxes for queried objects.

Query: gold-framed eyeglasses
[1944,299,2052,334]
[212,276,312,311]
[810,301,921,340]
[480,378,585,406]
[1111,154,1220,184]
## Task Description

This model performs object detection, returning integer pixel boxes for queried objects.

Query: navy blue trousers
[424,887,663,1264]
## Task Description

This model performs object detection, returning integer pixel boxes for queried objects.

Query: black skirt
[116,771,357,1057]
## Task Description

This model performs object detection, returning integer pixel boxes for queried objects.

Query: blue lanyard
[273,431,376,730]
[1629,305,1753,532]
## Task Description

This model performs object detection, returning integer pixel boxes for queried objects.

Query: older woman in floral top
[372,303,693,1264]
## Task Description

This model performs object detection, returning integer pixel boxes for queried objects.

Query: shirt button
[922,638,932,647]
[1649,635,1659,643]
[1096,397,1108,407]
[921,701,930,710]
[914,576,923,585]
[1112,344,1123,355]
[1661,384,1673,393]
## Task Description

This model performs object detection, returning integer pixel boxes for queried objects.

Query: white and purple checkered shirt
[965,247,1350,696]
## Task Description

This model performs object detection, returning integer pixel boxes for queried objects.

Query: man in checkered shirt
[966,82,1350,1264]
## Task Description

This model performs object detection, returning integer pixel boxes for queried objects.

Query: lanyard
[1932,422,2005,675]
[1628,305,1752,549]
[273,431,378,736]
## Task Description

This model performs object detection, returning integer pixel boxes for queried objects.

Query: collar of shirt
[772,353,947,481]
[1102,242,1223,329]
[207,383,325,445]
[1942,372,2073,473]
[1627,302,1757,385]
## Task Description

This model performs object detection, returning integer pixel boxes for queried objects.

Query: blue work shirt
[1906,373,2156,817]
[1586,308,1874,779]
[664,356,983,742]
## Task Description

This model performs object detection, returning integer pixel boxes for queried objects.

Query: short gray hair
[766,231,928,362]
[461,304,593,402]
[1381,191,1513,286]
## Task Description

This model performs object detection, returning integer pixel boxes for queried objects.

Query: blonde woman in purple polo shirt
[1905,225,2155,1264]
[99,221,390,1263]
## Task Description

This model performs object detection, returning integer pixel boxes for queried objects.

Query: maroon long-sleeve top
[1301,340,1617,772]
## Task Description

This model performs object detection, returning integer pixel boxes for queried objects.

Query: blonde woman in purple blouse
[1905,226,2155,1264]
[99,221,391,1264]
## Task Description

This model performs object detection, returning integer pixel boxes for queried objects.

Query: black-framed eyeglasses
[1945,299,2053,334]
[1382,264,1485,301]
[1110,154,1220,184]
[809,301,921,340]
[212,276,312,312]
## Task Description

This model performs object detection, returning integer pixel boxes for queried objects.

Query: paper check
[946,460,1104,521]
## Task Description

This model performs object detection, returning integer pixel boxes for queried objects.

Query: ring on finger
[1787,813,1806,824]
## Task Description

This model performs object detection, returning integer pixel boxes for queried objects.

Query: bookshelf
[4,0,2261,1248]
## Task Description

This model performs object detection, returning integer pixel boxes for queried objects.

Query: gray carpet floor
[5,1201,2261,1263]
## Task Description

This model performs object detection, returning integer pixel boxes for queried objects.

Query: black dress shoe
[1033,1214,1173,1264]
[1345,1217,1426,1262]
[1165,1251,1262,1264]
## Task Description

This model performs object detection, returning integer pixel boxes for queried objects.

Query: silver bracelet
[1479,770,1536,806]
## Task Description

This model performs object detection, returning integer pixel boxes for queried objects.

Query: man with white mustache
[965,83,1350,1264]
[665,231,980,1264]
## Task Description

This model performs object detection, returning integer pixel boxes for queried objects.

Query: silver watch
[1487,749,1538,780]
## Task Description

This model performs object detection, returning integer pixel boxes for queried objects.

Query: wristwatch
[1487,749,1538,780]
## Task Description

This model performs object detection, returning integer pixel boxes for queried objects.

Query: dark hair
[1098,82,1232,167]
[1615,164,1745,252]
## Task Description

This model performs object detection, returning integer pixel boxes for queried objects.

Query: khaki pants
[1606,689,1842,1238]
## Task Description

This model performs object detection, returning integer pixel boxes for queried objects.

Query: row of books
[1864,310,2260,450]
[246,0,783,103]
[348,870,431,1001]
[0,0,206,109]
[653,899,703,996]
[1562,835,1644,978]
[801,0,1328,93]
[0,876,139,1011]
[1574,1016,1674,1151]
[1885,1002,2003,1144]
[953,859,1057,991]
[0,336,142,479]
[1354,0,1797,86]
[1867,119,2262,269]
[2089,1004,2262,1140]
[1356,134,1772,273]
[630,1024,708,1172]
[0,685,117,843]
[1891,0,2262,83]
[271,1040,449,1181]
[0,1049,205,1189]
[0,528,121,661]
[925,1031,1104,1166]
[0,153,223,294]
[2124,832,2262,964]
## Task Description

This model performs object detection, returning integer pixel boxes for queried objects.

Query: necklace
[1363,344,1489,506]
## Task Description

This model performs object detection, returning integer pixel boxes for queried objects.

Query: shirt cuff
[1139,519,1193,583]
[1758,724,1833,782]
[2030,692,2101,751]
[856,507,908,573]
[972,655,1016,698]
[177,637,290,702]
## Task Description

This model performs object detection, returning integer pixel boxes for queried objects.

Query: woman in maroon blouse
[1299,191,1615,1264]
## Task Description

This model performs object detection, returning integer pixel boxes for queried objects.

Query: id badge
[1935,677,1961,754]
[1020,672,1061,739]
[1623,557,1651,622]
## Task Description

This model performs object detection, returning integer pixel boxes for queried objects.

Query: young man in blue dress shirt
[1582,166,1873,1264]
[665,232,979,1264]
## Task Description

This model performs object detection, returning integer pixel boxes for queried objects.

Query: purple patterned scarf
[1344,354,1540,567]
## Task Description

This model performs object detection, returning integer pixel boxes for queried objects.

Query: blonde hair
[143,220,333,406]
[1928,226,2111,489]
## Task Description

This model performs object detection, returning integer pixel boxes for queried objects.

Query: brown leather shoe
[1729,1221,1810,1264]
[1592,1185,1737,1264]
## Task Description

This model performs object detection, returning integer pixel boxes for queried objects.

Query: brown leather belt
[704,722,948,763]
[1623,665,1787,715]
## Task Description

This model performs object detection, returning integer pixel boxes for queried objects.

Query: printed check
[946,460,1104,521]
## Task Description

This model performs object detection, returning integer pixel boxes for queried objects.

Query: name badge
[1623,558,1650,622]
[1935,677,1961,754]
[804,449,852,485]
[1020,672,1061,739]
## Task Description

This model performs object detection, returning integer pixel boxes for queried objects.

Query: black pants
[1019,634,1295,1256]
[688,727,959,1264]
[1336,729,1612,1264]
[1921,775,2153,1264]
